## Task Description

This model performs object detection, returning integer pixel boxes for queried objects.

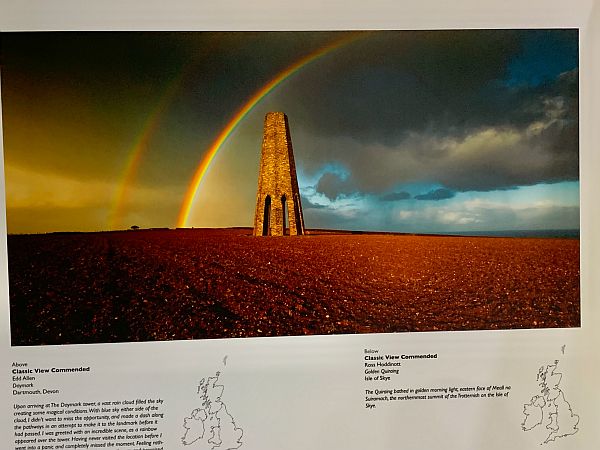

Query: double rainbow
[107,33,365,230]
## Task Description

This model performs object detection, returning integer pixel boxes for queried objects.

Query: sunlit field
[8,228,579,345]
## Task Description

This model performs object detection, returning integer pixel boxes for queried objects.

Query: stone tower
[253,112,305,236]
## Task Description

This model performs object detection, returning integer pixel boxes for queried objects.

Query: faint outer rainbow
[108,70,187,230]
[176,32,366,228]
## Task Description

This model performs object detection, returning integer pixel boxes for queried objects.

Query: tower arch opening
[262,195,271,236]
[281,195,288,236]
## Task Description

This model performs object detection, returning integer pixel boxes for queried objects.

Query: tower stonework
[253,112,305,236]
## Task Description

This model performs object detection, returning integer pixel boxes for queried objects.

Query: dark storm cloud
[289,30,520,142]
[414,188,456,201]
[290,30,577,142]
[315,172,357,200]
[434,71,579,191]
[286,30,578,195]
[379,192,411,201]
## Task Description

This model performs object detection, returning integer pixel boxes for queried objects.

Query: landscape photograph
[0,30,580,345]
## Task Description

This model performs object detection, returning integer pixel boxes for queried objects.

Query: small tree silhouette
[130,225,140,230]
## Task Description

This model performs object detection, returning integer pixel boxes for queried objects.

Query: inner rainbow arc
[176,33,366,228]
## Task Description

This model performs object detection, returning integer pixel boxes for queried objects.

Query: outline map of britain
[521,359,579,444]
[182,370,243,449]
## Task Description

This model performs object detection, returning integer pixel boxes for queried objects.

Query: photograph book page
[0,1,598,450]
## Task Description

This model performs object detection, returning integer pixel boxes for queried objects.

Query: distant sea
[443,229,580,239]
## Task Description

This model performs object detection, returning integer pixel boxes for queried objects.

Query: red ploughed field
[7,228,579,345]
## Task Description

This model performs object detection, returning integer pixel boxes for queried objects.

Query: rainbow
[176,32,366,228]
[108,69,188,230]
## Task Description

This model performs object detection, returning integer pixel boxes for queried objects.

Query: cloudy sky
[1,30,578,234]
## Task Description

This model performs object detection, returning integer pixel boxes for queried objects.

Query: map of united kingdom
[522,359,579,444]
[182,370,243,449]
